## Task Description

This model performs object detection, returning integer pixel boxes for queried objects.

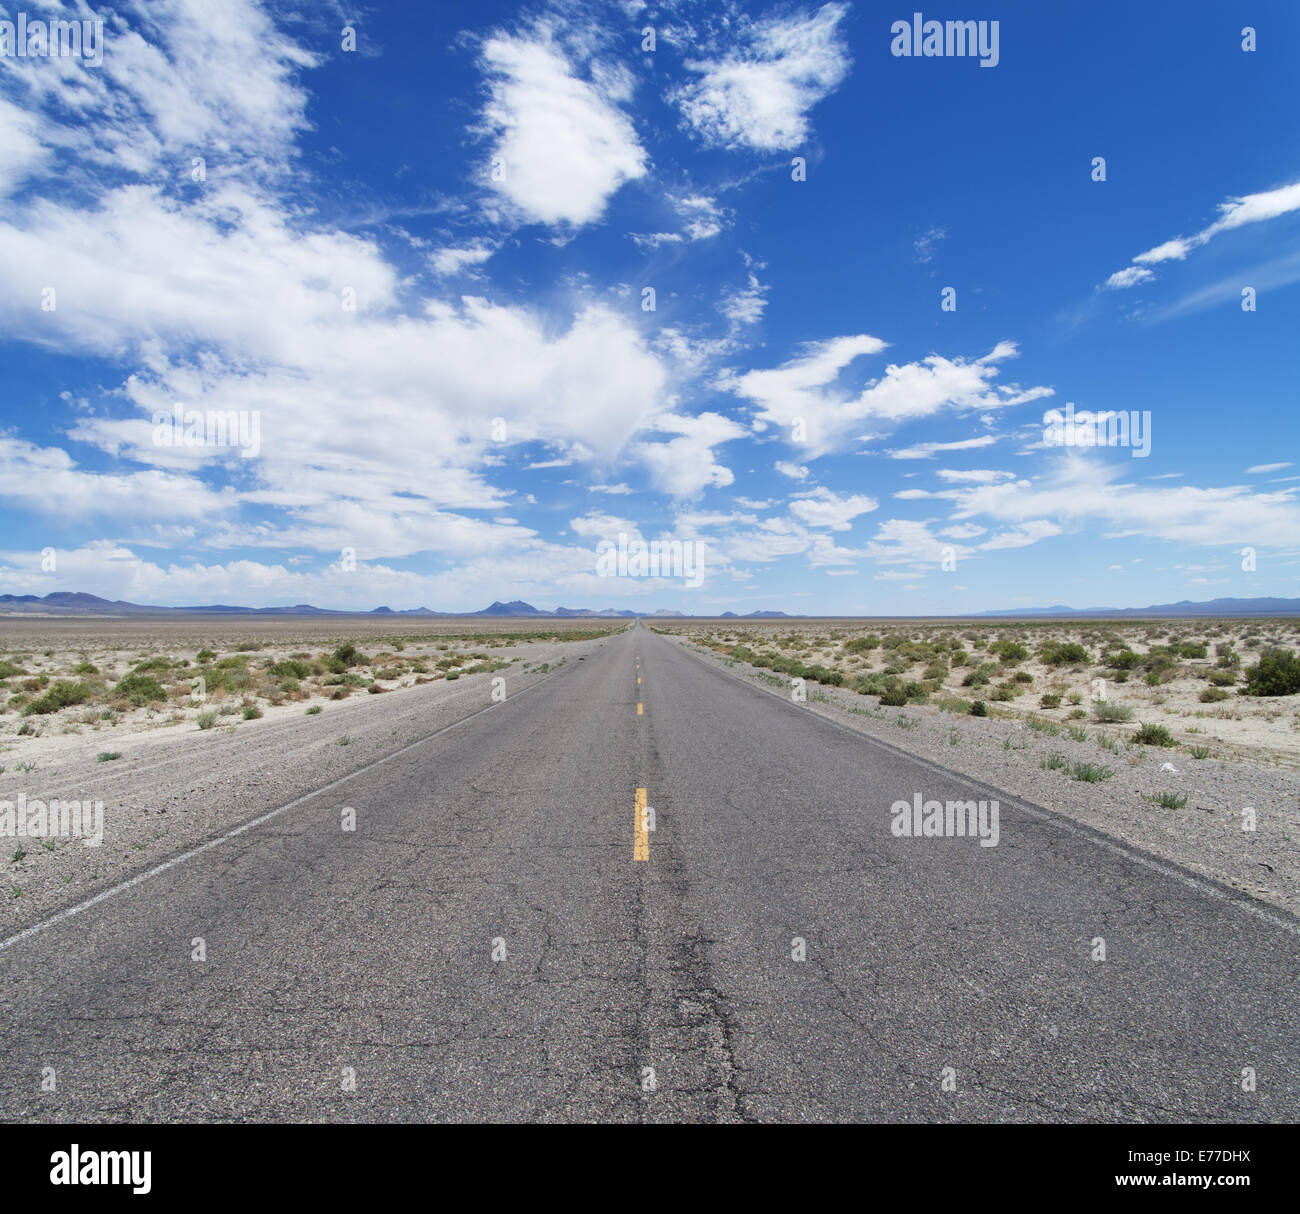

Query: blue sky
[1,0,1298,614]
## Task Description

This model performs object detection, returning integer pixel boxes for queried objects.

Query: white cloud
[774,460,809,480]
[724,337,1049,457]
[0,98,48,199]
[913,226,947,264]
[1247,462,1292,474]
[948,454,1300,549]
[1105,266,1155,290]
[1106,180,1300,288]
[891,436,999,460]
[719,260,769,331]
[672,3,851,151]
[634,411,748,499]
[935,468,1014,484]
[478,26,646,227]
[788,487,878,530]
[0,436,232,521]
[430,241,496,276]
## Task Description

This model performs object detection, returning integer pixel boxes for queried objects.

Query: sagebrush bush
[1243,648,1300,697]
[1091,700,1134,723]
[1132,723,1175,747]
[23,681,94,716]
[113,672,168,705]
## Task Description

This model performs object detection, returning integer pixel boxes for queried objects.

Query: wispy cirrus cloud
[1104,180,1300,290]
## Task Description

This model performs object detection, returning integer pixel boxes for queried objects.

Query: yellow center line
[637,676,641,685]
[637,702,644,715]
[634,787,649,861]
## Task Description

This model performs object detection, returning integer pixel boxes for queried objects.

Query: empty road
[2,624,1297,1122]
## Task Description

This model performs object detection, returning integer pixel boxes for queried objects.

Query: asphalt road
[2,624,1297,1122]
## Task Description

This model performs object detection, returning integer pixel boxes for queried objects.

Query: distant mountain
[7,591,1289,620]
[478,600,546,616]
[974,596,1300,618]
[554,606,640,618]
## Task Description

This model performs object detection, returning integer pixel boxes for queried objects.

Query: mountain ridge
[1,592,1298,619]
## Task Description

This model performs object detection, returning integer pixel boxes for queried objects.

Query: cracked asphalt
[1,623,1297,1122]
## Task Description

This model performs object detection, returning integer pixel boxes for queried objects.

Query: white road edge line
[0,647,594,953]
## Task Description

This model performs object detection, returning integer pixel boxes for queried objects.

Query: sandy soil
[656,618,1300,767]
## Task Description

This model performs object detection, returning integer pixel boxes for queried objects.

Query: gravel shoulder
[0,634,615,935]
[672,635,1300,918]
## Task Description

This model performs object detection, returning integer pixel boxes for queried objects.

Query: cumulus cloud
[724,337,1049,457]
[634,411,748,499]
[671,3,851,151]
[947,454,1300,549]
[788,487,879,529]
[478,25,647,227]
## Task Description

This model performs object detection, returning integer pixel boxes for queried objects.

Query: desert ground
[4,614,1300,924]
[0,615,617,757]
[654,617,1300,766]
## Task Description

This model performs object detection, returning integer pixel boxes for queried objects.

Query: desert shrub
[23,681,95,715]
[331,642,367,669]
[1105,649,1140,670]
[1178,642,1208,659]
[1242,648,1300,697]
[1091,700,1134,723]
[879,687,908,707]
[241,703,263,720]
[1070,762,1115,783]
[1132,723,1175,746]
[1199,687,1230,703]
[1040,641,1089,666]
[991,641,1029,664]
[196,712,218,729]
[271,659,311,680]
[1039,693,1061,709]
[969,700,987,717]
[131,657,174,674]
